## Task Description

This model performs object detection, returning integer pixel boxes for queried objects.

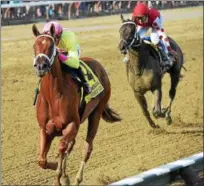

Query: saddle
[143,40,177,74]
[143,40,162,64]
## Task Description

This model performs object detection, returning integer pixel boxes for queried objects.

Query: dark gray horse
[118,15,184,128]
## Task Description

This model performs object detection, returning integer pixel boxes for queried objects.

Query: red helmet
[133,3,149,17]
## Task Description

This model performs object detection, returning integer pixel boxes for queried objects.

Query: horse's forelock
[34,35,55,59]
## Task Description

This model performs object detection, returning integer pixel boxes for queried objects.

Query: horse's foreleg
[54,122,79,186]
[74,109,101,185]
[152,88,163,118]
[38,128,53,169]
[134,91,158,128]
[163,73,180,125]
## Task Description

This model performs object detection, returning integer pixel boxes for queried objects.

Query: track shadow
[46,162,58,170]
[165,129,203,136]
[148,128,169,135]
[166,117,203,135]
[173,117,203,128]
[147,117,203,136]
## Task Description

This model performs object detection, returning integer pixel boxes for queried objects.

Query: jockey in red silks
[131,3,175,69]
[42,21,91,93]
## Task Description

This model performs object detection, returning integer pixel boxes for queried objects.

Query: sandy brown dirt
[2,7,203,185]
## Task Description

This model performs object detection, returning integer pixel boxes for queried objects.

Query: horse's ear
[121,14,125,23]
[32,24,40,37]
[50,23,56,38]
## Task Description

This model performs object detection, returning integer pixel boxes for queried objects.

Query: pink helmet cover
[43,21,63,35]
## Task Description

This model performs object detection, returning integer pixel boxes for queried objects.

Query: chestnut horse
[32,24,121,186]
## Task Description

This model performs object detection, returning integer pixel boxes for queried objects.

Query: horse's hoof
[60,175,70,186]
[154,125,160,129]
[161,108,168,115]
[38,160,47,169]
[54,178,61,186]
[74,177,82,186]
[73,180,79,186]
[166,117,172,125]
[150,123,160,129]
[153,111,161,119]
[160,112,166,118]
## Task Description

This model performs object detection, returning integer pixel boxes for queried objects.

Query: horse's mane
[60,62,76,74]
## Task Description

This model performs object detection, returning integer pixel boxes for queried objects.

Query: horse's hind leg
[60,139,76,186]
[152,88,163,118]
[162,72,180,125]
[74,106,102,185]
[134,91,159,128]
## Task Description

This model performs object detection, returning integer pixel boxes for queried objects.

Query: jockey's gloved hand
[169,50,178,62]
[169,50,177,57]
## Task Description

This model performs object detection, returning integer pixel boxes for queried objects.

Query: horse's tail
[102,104,121,123]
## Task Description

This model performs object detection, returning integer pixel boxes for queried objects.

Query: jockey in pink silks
[43,21,91,93]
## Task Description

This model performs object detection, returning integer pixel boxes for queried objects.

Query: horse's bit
[33,34,57,68]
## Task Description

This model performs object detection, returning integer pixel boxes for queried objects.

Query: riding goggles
[136,16,147,22]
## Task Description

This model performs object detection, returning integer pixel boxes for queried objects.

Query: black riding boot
[158,47,168,63]
[158,47,173,74]
[78,66,92,94]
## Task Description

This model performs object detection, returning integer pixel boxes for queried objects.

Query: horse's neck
[41,60,65,97]
[129,48,143,74]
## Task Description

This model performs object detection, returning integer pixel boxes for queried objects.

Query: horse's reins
[120,22,144,76]
[120,21,141,49]
[33,34,57,68]
[33,35,57,106]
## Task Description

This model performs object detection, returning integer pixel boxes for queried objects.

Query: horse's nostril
[119,45,125,51]
[42,63,48,69]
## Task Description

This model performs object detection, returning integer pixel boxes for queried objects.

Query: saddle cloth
[143,40,162,64]
[79,60,104,104]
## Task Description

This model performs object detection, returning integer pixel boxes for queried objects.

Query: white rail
[109,152,203,186]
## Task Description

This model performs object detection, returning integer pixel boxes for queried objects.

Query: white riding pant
[136,15,171,58]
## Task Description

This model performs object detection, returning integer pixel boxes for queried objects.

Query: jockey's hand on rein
[57,48,68,56]
[169,50,179,62]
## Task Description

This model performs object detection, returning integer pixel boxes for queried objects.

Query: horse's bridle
[33,34,57,68]
[120,21,141,49]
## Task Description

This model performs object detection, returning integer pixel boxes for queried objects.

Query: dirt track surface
[2,6,203,185]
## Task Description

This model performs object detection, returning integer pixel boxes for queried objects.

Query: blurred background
[1,0,202,26]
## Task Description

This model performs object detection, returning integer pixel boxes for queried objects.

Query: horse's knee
[59,122,78,153]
